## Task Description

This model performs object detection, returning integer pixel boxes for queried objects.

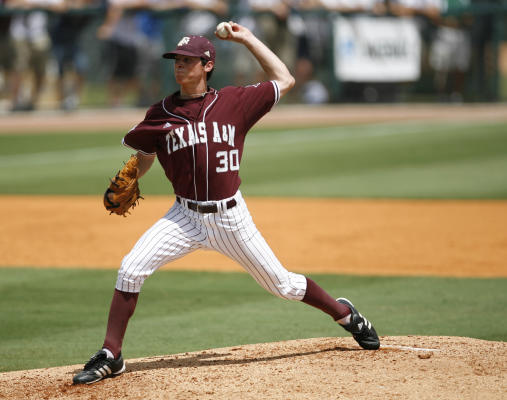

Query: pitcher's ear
[204,61,214,72]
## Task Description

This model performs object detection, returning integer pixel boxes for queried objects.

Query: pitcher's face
[174,55,206,86]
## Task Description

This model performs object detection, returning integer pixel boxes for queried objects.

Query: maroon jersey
[123,81,280,201]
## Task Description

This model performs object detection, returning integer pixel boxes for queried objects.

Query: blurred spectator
[136,1,190,104]
[135,10,164,107]
[388,0,443,101]
[8,0,64,111]
[231,0,296,87]
[98,0,193,107]
[180,0,228,36]
[288,1,329,104]
[318,0,386,14]
[230,0,257,86]
[50,0,98,111]
[0,0,15,110]
[388,0,442,18]
[251,0,295,64]
[97,0,143,107]
[293,57,329,103]
[133,3,165,106]
[389,0,471,102]
[429,16,471,102]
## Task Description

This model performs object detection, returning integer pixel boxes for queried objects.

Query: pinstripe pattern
[116,191,307,300]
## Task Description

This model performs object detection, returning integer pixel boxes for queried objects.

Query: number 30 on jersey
[216,150,239,173]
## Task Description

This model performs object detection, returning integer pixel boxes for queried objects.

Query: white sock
[102,348,114,359]
[337,314,351,326]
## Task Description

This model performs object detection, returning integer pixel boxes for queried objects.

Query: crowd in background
[0,0,483,112]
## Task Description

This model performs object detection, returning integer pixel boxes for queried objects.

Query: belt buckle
[180,197,234,214]
[199,204,218,213]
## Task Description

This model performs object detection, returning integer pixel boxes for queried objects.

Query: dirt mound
[0,336,505,399]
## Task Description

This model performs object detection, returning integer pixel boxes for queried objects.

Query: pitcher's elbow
[286,74,295,90]
[279,74,295,97]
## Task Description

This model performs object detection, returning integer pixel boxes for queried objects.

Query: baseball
[216,22,231,38]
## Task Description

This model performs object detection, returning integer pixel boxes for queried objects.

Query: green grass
[0,120,506,198]
[241,120,507,198]
[1,267,506,372]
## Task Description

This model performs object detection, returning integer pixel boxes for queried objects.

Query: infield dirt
[1,196,506,277]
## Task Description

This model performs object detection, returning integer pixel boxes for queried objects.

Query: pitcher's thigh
[117,207,202,292]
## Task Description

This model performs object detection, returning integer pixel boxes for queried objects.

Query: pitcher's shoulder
[144,98,172,119]
[218,83,269,97]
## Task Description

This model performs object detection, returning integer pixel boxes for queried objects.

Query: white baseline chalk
[381,344,439,352]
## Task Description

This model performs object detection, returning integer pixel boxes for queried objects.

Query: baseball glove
[104,155,143,216]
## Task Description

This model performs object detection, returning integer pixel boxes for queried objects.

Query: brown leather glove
[104,155,143,216]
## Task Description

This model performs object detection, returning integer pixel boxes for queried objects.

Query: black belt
[176,197,237,214]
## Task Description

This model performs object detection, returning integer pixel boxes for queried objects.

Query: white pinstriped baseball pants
[116,191,307,300]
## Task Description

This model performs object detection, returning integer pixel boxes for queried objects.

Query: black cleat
[337,298,380,350]
[73,350,125,385]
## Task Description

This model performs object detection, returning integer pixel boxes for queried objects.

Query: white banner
[334,16,421,82]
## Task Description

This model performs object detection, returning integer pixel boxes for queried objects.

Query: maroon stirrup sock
[302,277,351,321]
[102,289,139,358]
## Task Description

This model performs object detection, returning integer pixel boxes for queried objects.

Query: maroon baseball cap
[163,35,216,63]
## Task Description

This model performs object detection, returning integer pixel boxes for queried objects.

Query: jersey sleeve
[236,81,280,130]
[122,105,160,155]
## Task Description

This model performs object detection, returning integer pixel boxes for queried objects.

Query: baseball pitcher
[73,21,380,385]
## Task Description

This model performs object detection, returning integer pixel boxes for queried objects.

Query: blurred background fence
[0,0,506,113]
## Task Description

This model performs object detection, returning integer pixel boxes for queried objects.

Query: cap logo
[204,50,210,58]
[178,37,190,47]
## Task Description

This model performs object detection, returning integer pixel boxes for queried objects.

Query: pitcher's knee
[273,272,307,301]
[116,258,151,293]
[117,250,162,292]
[115,272,146,293]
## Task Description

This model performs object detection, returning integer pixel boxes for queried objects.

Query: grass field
[0,120,506,198]
[1,118,506,373]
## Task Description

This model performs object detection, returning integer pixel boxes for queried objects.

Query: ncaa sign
[334,16,421,82]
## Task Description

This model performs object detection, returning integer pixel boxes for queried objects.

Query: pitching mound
[1,336,505,399]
